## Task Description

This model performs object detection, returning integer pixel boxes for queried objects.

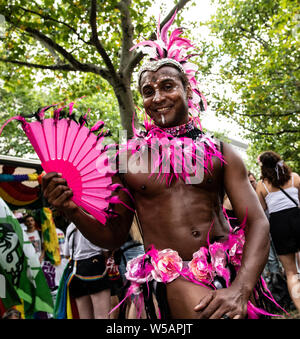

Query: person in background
[247,171,281,275]
[247,170,291,309]
[54,226,67,287]
[256,151,300,313]
[64,223,121,319]
[1,308,22,319]
[23,215,44,263]
[23,214,57,318]
[247,171,257,191]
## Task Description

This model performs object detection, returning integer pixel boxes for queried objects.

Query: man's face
[249,175,257,190]
[24,216,36,230]
[140,66,191,128]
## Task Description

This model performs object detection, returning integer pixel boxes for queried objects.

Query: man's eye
[143,88,153,96]
[164,84,173,90]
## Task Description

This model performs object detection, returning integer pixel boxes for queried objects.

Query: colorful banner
[0,180,42,210]
[0,173,39,182]
[54,260,79,319]
[36,207,61,267]
[0,198,54,318]
[0,166,43,210]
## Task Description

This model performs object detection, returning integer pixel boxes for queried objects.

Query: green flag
[0,198,53,318]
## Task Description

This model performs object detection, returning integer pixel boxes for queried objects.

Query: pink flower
[209,242,227,271]
[227,230,245,267]
[188,247,213,283]
[125,254,154,284]
[209,242,230,286]
[151,249,183,283]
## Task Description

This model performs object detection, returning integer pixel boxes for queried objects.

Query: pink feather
[168,27,184,48]
[160,10,177,44]
[156,14,161,40]
[0,116,27,136]
[90,120,104,132]
[130,41,164,58]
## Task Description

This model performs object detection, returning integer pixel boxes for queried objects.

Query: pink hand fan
[0,102,120,225]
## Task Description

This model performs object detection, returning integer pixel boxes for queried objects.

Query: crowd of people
[1,200,145,319]
[2,151,298,320]
[256,151,300,313]
[1,145,300,319]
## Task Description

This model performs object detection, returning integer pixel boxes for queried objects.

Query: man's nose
[153,89,164,103]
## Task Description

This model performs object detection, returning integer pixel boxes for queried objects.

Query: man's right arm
[42,172,135,250]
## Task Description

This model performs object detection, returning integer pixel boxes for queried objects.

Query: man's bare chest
[117,135,224,195]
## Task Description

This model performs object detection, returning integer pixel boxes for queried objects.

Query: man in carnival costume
[42,13,283,319]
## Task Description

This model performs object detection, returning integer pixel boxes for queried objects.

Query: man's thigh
[166,277,211,319]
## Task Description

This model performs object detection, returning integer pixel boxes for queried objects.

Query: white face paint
[140,67,190,127]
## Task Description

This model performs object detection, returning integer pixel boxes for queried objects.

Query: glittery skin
[138,58,185,85]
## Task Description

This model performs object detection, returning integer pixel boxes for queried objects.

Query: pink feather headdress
[131,11,207,118]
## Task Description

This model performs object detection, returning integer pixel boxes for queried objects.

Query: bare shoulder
[256,180,267,199]
[255,180,264,193]
[292,172,300,187]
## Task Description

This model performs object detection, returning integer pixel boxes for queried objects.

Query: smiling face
[140,66,192,128]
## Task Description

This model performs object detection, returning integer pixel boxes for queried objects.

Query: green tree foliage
[0,0,192,156]
[208,0,300,172]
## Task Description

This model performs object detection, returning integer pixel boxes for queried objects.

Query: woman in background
[256,151,300,313]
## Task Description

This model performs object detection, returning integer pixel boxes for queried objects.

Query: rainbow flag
[0,198,54,318]
[54,260,79,319]
[0,179,42,210]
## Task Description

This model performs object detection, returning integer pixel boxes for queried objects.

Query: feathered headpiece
[130,11,207,118]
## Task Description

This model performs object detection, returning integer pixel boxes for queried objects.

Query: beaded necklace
[154,119,195,137]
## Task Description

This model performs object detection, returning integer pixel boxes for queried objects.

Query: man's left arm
[195,143,270,319]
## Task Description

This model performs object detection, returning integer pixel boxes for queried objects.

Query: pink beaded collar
[155,119,195,137]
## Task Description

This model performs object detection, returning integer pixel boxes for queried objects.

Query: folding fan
[0,103,118,225]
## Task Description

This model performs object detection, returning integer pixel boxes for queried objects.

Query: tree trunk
[113,74,139,139]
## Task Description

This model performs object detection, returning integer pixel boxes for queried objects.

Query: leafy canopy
[208,0,300,172]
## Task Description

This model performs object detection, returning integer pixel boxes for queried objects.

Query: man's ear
[186,85,193,100]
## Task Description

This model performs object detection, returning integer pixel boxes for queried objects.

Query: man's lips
[154,106,173,113]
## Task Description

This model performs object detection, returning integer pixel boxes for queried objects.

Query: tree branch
[0,58,111,79]
[239,26,270,50]
[125,0,192,76]
[0,58,76,71]
[27,28,83,69]
[18,6,91,46]
[227,109,300,118]
[89,0,117,81]
[235,121,299,136]
[117,0,134,72]
[4,14,84,70]
[159,0,191,28]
